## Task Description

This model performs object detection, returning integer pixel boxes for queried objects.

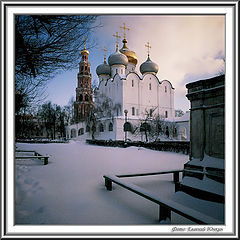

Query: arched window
[132,80,134,87]
[179,126,187,140]
[99,123,104,132]
[165,86,167,93]
[78,128,84,135]
[165,126,169,137]
[71,129,77,138]
[124,122,133,132]
[108,122,113,131]
[85,94,89,101]
[132,107,135,116]
[79,94,83,102]
[86,125,90,132]
[149,83,151,90]
[173,128,177,137]
[165,111,168,118]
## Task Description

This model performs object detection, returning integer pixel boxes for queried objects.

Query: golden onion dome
[120,39,138,65]
[81,48,89,55]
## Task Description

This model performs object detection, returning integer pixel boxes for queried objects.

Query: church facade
[66,24,189,141]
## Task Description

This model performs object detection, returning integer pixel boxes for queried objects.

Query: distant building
[73,41,94,122]
[174,111,190,140]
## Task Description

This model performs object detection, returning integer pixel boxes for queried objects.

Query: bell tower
[74,39,94,122]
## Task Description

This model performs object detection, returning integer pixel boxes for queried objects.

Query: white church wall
[123,73,140,117]
[94,118,116,140]
[111,65,126,78]
[111,75,123,116]
[158,80,175,119]
[126,62,136,74]
[141,74,159,116]
[114,117,140,141]
[66,121,91,141]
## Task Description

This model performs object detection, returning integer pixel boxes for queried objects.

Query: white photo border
[1,1,238,238]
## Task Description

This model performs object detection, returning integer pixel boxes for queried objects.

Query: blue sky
[46,15,225,112]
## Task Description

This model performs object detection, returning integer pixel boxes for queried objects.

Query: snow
[172,192,224,222]
[181,176,224,196]
[15,141,189,224]
[189,153,224,169]
[15,141,223,225]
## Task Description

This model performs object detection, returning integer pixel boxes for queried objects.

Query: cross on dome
[81,36,89,55]
[113,32,121,50]
[120,22,130,39]
[102,45,108,62]
[83,36,87,49]
[145,41,151,56]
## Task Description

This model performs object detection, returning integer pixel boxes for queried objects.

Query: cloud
[91,15,225,111]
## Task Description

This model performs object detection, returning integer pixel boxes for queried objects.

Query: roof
[175,111,190,122]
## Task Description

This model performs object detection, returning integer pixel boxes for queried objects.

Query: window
[85,94,89,101]
[173,128,177,137]
[132,80,134,87]
[150,109,153,117]
[116,69,118,74]
[149,83,151,90]
[121,69,123,74]
[165,111,168,118]
[124,122,133,132]
[108,122,113,131]
[79,94,83,101]
[132,107,135,116]
[86,125,90,132]
[99,123,104,132]
[165,86,167,93]
[71,129,77,138]
[165,126,169,137]
[78,128,84,135]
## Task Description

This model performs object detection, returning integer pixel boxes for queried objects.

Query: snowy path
[15,141,189,224]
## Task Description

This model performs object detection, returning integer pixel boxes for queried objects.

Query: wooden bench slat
[16,154,49,165]
[103,175,222,224]
[16,156,48,159]
[116,170,183,178]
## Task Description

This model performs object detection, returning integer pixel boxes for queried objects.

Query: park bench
[15,150,49,165]
[103,170,222,224]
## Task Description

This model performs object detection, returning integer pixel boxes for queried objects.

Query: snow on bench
[103,174,222,224]
[16,150,49,165]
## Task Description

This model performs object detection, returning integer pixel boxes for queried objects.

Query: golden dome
[81,49,89,55]
[120,39,138,65]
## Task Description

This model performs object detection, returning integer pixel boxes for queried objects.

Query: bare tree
[175,109,184,117]
[131,108,158,142]
[15,15,99,114]
[85,93,121,140]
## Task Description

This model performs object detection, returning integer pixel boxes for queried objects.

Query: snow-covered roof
[175,111,190,122]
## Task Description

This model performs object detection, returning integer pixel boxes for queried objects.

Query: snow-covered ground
[15,141,191,225]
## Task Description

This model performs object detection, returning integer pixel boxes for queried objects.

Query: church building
[66,23,189,141]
